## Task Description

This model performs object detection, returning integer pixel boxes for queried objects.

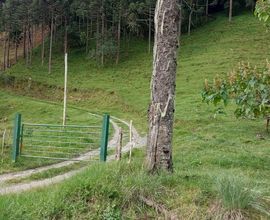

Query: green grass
[0,12,270,219]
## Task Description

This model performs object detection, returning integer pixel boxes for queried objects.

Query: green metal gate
[12,113,110,163]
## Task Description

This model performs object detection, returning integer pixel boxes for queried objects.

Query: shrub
[202,62,270,130]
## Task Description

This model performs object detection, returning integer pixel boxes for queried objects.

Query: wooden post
[128,120,133,163]
[63,53,68,126]
[1,129,6,162]
[115,128,123,161]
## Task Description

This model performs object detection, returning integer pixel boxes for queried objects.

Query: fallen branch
[139,195,179,220]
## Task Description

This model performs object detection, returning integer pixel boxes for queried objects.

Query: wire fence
[0,129,12,162]
[20,123,102,161]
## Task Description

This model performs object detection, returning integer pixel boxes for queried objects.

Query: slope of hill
[0,13,269,219]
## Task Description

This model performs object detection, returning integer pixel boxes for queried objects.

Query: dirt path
[0,116,146,195]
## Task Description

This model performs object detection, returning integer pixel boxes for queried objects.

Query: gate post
[100,114,110,162]
[12,113,22,162]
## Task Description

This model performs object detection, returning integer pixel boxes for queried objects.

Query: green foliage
[255,0,270,25]
[202,62,270,120]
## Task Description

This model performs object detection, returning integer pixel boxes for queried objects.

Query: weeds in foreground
[209,175,270,220]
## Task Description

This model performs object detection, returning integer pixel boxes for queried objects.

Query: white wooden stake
[63,53,68,126]
[115,128,123,161]
[1,129,6,162]
[128,120,133,163]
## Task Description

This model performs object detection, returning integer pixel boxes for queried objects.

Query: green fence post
[100,114,110,162]
[12,113,22,162]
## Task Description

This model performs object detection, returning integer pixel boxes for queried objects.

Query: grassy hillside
[0,13,269,219]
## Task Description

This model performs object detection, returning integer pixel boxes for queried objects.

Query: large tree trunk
[229,0,233,22]
[147,0,179,172]
[49,14,54,74]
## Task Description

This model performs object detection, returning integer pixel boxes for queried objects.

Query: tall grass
[212,175,270,219]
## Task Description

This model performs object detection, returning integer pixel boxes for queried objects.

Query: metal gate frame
[12,113,110,163]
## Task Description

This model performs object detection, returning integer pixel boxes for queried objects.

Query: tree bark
[229,0,233,22]
[147,0,179,172]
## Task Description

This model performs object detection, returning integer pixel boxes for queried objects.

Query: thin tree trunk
[147,0,179,172]
[90,18,93,38]
[26,27,29,65]
[23,26,26,59]
[188,10,193,36]
[86,17,89,54]
[96,13,100,61]
[29,25,32,65]
[49,14,54,74]
[7,33,10,68]
[101,5,105,66]
[229,0,233,22]
[15,32,18,63]
[196,0,198,24]
[3,36,7,70]
[79,17,81,33]
[54,17,57,42]
[64,16,68,54]
[15,43,18,63]
[206,0,209,21]
[116,11,121,65]
[148,4,152,54]
[41,21,45,66]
